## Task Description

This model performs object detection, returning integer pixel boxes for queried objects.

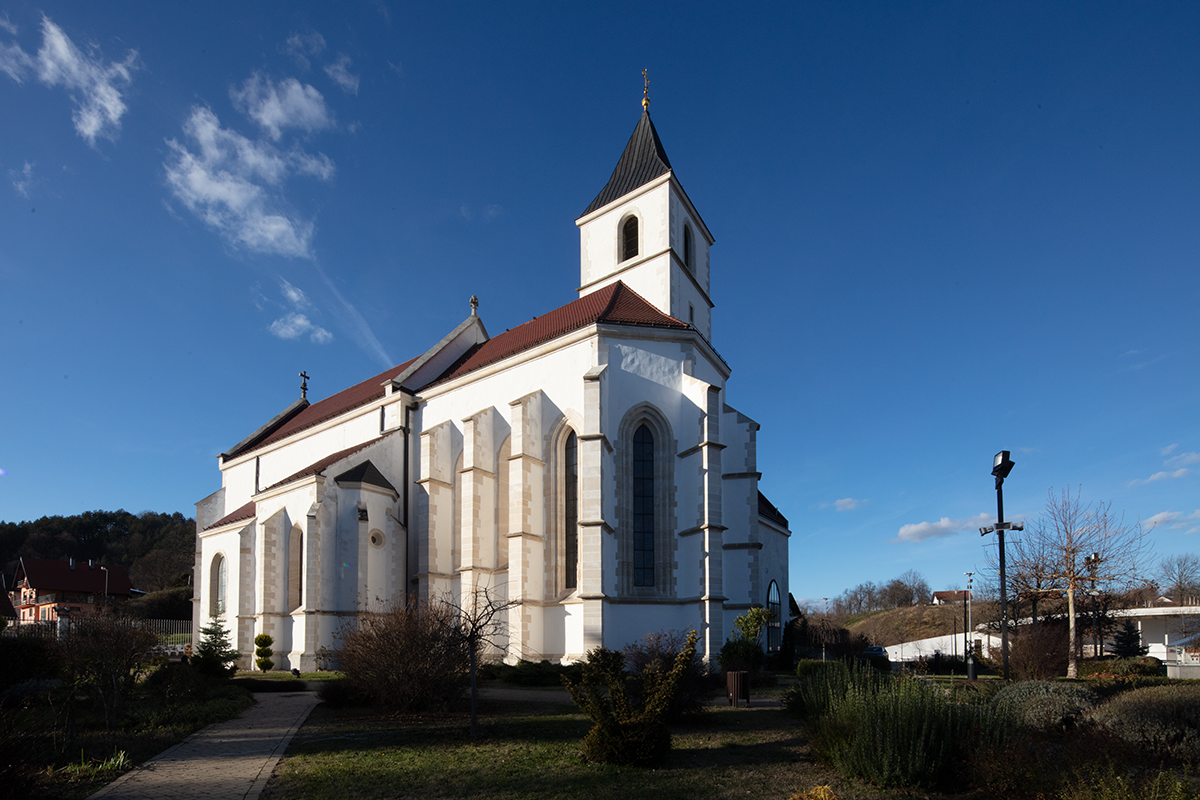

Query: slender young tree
[1018,487,1152,678]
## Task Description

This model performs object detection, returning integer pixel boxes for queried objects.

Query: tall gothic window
[211,553,227,615]
[766,580,782,653]
[621,216,639,261]
[564,431,579,590]
[683,224,694,273]
[633,424,655,587]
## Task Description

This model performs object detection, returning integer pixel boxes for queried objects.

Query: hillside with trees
[1,509,196,618]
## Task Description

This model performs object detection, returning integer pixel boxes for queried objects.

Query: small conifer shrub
[254,633,275,672]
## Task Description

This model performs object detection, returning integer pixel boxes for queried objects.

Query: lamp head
[992,450,1015,480]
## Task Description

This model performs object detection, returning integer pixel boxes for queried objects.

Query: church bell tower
[575,90,715,341]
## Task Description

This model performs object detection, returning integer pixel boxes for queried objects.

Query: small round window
[369,530,385,548]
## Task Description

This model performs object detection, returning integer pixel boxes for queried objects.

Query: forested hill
[0,510,195,593]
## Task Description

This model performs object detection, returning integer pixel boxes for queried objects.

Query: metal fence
[1,617,191,646]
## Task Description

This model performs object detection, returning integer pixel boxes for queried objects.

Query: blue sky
[2,2,1197,605]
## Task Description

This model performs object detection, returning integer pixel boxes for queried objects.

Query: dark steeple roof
[581,110,673,217]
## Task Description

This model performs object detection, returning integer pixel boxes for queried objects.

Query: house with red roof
[195,100,791,670]
[10,557,133,623]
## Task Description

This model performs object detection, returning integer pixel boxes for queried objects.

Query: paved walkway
[89,691,319,800]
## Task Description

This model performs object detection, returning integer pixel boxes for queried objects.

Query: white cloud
[1144,510,1200,535]
[284,32,325,70]
[314,264,392,367]
[895,512,993,543]
[1129,468,1190,487]
[0,14,18,35]
[268,279,332,343]
[269,312,331,343]
[0,40,33,82]
[163,105,334,258]
[34,17,137,145]
[324,54,359,94]
[821,497,862,512]
[231,73,333,141]
[10,161,34,196]
[1162,443,1180,457]
[1166,452,1200,468]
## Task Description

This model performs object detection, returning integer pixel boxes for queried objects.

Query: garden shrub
[810,672,1009,790]
[485,659,582,687]
[1056,761,1200,800]
[949,678,1005,706]
[989,680,1099,732]
[254,634,274,672]
[59,615,161,730]
[1087,683,1200,762]
[0,637,60,691]
[334,600,471,711]
[717,608,772,672]
[785,658,868,719]
[1078,656,1164,679]
[1007,623,1069,681]
[564,630,698,766]
[624,629,713,720]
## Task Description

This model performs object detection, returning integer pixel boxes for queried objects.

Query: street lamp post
[964,571,975,680]
[980,450,1023,681]
[100,565,109,608]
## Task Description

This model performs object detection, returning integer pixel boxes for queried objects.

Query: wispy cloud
[895,512,993,543]
[283,32,325,70]
[314,264,392,367]
[1166,452,1200,468]
[10,161,33,196]
[460,203,505,222]
[231,74,333,141]
[324,54,359,94]
[163,105,334,258]
[0,14,18,35]
[1129,468,1190,487]
[34,17,137,145]
[1144,510,1200,535]
[268,279,332,343]
[1162,443,1180,457]
[0,39,34,82]
[821,497,863,512]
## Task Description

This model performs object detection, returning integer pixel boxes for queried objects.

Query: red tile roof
[431,281,687,386]
[204,500,257,531]
[232,282,686,458]
[15,558,133,596]
[228,357,418,459]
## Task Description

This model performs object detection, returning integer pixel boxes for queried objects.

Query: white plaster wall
[579,182,671,287]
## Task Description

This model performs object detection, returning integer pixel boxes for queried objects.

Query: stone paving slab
[89,691,319,800]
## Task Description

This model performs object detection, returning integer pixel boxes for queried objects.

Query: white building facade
[194,107,791,671]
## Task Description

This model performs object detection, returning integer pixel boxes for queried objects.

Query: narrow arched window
[288,525,303,611]
[767,581,782,653]
[622,216,639,261]
[564,431,579,590]
[633,424,655,587]
[683,225,694,273]
[211,554,227,615]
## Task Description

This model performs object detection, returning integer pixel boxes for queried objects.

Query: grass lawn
[262,691,942,800]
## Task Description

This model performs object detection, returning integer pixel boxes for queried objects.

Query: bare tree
[1006,529,1064,629]
[899,569,932,606]
[442,586,520,736]
[1019,487,1152,677]
[1158,553,1200,606]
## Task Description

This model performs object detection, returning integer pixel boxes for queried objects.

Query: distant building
[931,590,971,606]
[10,557,133,623]
[195,102,792,671]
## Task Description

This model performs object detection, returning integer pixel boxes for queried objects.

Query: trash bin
[726,670,749,707]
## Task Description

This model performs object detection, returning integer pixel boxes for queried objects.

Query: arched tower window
[564,430,579,590]
[621,215,639,261]
[683,224,694,273]
[211,553,227,615]
[633,424,655,587]
[766,580,782,654]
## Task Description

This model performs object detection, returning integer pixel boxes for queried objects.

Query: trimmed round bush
[581,719,671,766]
[989,681,1098,731]
[1087,683,1200,761]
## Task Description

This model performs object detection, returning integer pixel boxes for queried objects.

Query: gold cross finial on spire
[642,69,649,111]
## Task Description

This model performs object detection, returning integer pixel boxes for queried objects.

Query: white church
[194,101,791,670]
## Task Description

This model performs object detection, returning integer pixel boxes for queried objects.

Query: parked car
[860,646,891,672]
